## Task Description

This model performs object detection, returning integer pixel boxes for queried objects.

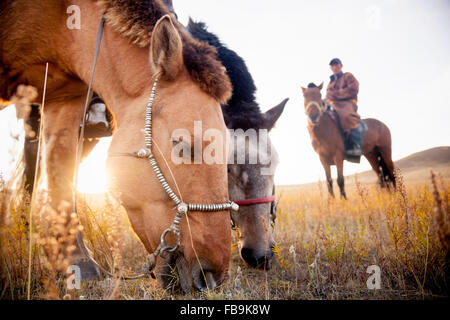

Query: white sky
[1,0,449,186]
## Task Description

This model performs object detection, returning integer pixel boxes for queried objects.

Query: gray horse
[188,20,288,269]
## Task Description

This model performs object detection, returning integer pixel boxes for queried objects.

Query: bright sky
[0,0,449,190]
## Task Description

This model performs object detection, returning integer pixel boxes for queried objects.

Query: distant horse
[188,20,288,269]
[1,0,235,292]
[301,83,395,198]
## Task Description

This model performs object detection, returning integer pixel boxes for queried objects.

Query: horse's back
[363,118,392,151]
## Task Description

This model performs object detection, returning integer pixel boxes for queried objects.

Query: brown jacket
[326,72,360,131]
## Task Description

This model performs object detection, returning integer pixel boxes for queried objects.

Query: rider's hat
[329,58,342,65]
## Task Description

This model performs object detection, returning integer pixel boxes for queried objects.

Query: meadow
[0,170,449,300]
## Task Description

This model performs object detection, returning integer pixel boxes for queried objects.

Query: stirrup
[84,100,112,138]
[345,153,361,163]
[345,148,362,157]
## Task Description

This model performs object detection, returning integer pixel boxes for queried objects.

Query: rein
[72,15,238,280]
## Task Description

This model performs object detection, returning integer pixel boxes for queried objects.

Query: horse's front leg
[40,97,100,279]
[41,98,84,206]
[335,157,347,200]
[320,157,334,198]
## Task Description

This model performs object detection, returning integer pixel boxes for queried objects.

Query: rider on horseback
[325,58,364,161]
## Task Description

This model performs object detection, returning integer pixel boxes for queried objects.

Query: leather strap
[73,15,105,211]
[235,195,276,206]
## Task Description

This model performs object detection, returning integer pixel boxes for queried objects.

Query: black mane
[187,19,265,130]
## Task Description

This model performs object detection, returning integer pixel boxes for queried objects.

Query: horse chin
[155,253,192,293]
[155,253,182,293]
[156,253,221,293]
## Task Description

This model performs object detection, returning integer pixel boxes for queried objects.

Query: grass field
[0,169,449,300]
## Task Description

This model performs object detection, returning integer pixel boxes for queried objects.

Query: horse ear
[150,15,183,80]
[318,82,324,90]
[301,87,307,94]
[263,98,289,131]
[162,0,175,12]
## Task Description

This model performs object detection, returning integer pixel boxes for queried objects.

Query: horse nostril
[241,247,274,269]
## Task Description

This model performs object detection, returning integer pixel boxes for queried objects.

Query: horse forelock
[95,0,232,103]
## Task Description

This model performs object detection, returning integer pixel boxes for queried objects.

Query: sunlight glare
[77,137,112,194]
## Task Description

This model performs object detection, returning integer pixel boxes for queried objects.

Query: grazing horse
[301,83,395,198]
[1,0,235,292]
[188,20,288,269]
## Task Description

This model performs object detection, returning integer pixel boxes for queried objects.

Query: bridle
[305,99,327,125]
[305,100,325,114]
[73,15,238,280]
[232,185,277,235]
[110,78,239,275]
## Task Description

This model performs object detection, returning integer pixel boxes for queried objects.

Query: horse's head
[227,99,287,269]
[106,15,233,292]
[301,82,325,124]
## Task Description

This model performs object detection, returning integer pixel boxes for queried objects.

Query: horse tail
[377,153,395,189]
[376,124,396,190]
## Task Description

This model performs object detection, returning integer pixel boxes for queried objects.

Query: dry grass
[0,170,449,300]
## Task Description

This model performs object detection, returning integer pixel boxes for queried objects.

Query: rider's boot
[85,95,112,138]
[345,127,363,163]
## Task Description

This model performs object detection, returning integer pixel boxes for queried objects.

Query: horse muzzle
[308,113,321,124]
[157,253,224,293]
[240,243,275,269]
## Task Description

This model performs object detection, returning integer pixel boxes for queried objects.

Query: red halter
[231,187,277,234]
[234,195,276,206]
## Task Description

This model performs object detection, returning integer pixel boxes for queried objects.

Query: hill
[356,146,450,184]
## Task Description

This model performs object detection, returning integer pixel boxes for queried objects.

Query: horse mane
[95,0,232,103]
[307,82,317,88]
[187,19,265,130]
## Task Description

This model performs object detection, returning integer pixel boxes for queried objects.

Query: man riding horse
[325,58,365,162]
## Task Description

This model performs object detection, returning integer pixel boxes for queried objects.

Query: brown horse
[1,0,234,292]
[301,83,395,198]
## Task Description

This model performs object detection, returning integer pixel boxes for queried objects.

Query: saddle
[324,103,367,163]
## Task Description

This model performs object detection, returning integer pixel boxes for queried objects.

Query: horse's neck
[64,3,153,116]
[310,114,340,147]
[0,0,151,109]
[0,1,69,99]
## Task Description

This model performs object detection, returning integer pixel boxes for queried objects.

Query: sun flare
[77,138,112,194]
